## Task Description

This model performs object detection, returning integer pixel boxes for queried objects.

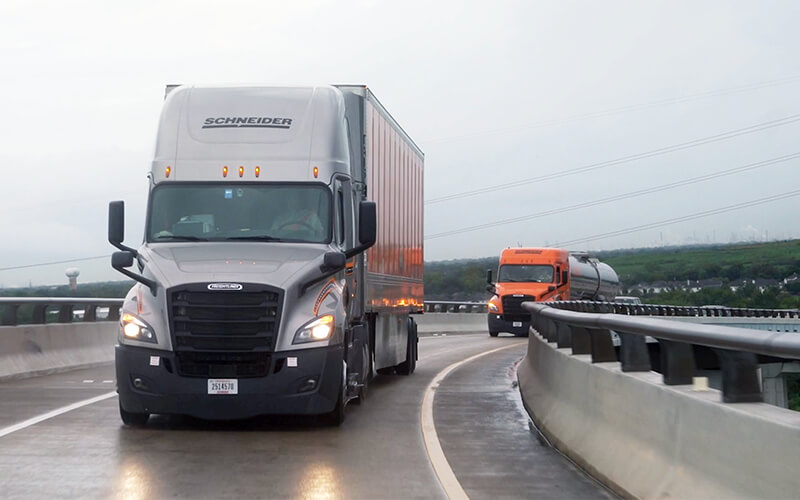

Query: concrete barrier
[518,329,800,499]
[0,323,117,380]
[416,312,488,334]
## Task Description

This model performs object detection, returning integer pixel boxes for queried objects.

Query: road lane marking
[421,341,526,500]
[0,391,116,439]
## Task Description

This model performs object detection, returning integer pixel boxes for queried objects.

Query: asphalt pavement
[0,332,614,499]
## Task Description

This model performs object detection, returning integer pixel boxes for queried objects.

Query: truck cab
[486,248,570,337]
[108,85,390,426]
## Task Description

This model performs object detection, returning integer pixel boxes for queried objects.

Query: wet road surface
[0,333,615,499]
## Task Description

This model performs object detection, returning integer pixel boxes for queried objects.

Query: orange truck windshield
[497,264,554,283]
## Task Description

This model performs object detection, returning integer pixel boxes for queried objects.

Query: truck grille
[167,283,283,378]
[502,295,534,321]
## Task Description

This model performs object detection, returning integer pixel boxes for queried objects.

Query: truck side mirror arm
[111,251,158,296]
[108,202,155,295]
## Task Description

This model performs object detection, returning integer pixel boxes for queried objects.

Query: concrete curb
[517,329,800,499]
[0,323,117,381]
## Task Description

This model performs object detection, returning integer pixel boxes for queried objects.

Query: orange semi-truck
[486,248,619,337]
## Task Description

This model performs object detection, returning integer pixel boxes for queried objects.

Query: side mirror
[112,251,135,268]
[358,201,376,247]
[486,269,493,285]
[321,251,346,273]
[108,201,136,253]
[345,201,377,259]
[561,270,569,285]
[108,201,125,247]
[548,285,556,292]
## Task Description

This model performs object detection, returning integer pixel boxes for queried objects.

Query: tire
[396,317,417,375]
[376,366,394,375]
[489,330,499,337]
[119,402,149,427]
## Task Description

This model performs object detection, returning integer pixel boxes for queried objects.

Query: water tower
[65,267,80,291]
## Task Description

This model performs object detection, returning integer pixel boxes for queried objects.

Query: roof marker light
[313,166,319,178]
[165,166,171,178]
[238,166,244,178]
[255,166,260,178]
[222,166,228,177]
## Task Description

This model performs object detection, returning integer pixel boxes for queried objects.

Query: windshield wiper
[154,235,208,241]
[226,235,284,242]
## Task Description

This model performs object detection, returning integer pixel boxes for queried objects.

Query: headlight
[121,313,157,343]
[293,315,334,344]
[488,302,498,312]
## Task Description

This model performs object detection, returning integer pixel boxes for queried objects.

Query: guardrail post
[588,328,617,363]
[57,304,74,323]
[713,349,763,403]
[107,305,121,321]
[544,319,558,343]
[1,304,19,326]
[556,322,572,349]
[32,304,48,324]
[659,339,695,385]
[571,326,591,355]
[83,305,97,322]
[619,332,651,372]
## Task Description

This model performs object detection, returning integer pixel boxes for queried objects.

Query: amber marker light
[255,166,261,178]
[222,166,228,177]
[165,166,171,178]
[238,166,244,177]
[313,166,319,178]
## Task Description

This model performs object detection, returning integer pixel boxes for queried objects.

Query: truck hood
[140,242,329,290]
[494,282,560,302]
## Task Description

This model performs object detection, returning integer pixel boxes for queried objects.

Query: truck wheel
[489,330,499,337]
[119,402,149,427]
[396,317,417,375]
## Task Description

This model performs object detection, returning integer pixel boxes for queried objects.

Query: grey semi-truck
[108,85,424,425]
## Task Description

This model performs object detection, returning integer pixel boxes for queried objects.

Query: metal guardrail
[549,300,800,318]
[423,300,488,313]
[0,297,123,326]
[524,301,800,404]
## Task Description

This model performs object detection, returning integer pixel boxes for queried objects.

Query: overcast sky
[1,0,799,287]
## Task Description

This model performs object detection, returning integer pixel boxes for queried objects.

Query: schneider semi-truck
[486,247,618,337]
[108,84,424,425]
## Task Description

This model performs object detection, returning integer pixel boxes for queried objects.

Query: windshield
[497,264,554,283]
[147,183,331,243]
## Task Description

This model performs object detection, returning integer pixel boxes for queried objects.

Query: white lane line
[0,391,117,439]
[420,341,525,500]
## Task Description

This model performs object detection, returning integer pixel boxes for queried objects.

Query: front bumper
[116,344,343,420]
[487,314,530,336]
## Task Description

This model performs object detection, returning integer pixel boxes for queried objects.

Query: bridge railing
[0,297,124,326]
[550,300,800,318]
[524,301,800,403]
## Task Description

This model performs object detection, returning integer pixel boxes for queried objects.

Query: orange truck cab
[486,247,618,337]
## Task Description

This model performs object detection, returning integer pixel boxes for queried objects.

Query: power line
[425,74,800,145]
[426,112,800,205]
[424,153,800,240]
[0,255,110,272]
[553,189,800,248]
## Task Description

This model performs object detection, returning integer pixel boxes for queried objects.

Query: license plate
[513,321,522,327]
[208,379,238,395]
